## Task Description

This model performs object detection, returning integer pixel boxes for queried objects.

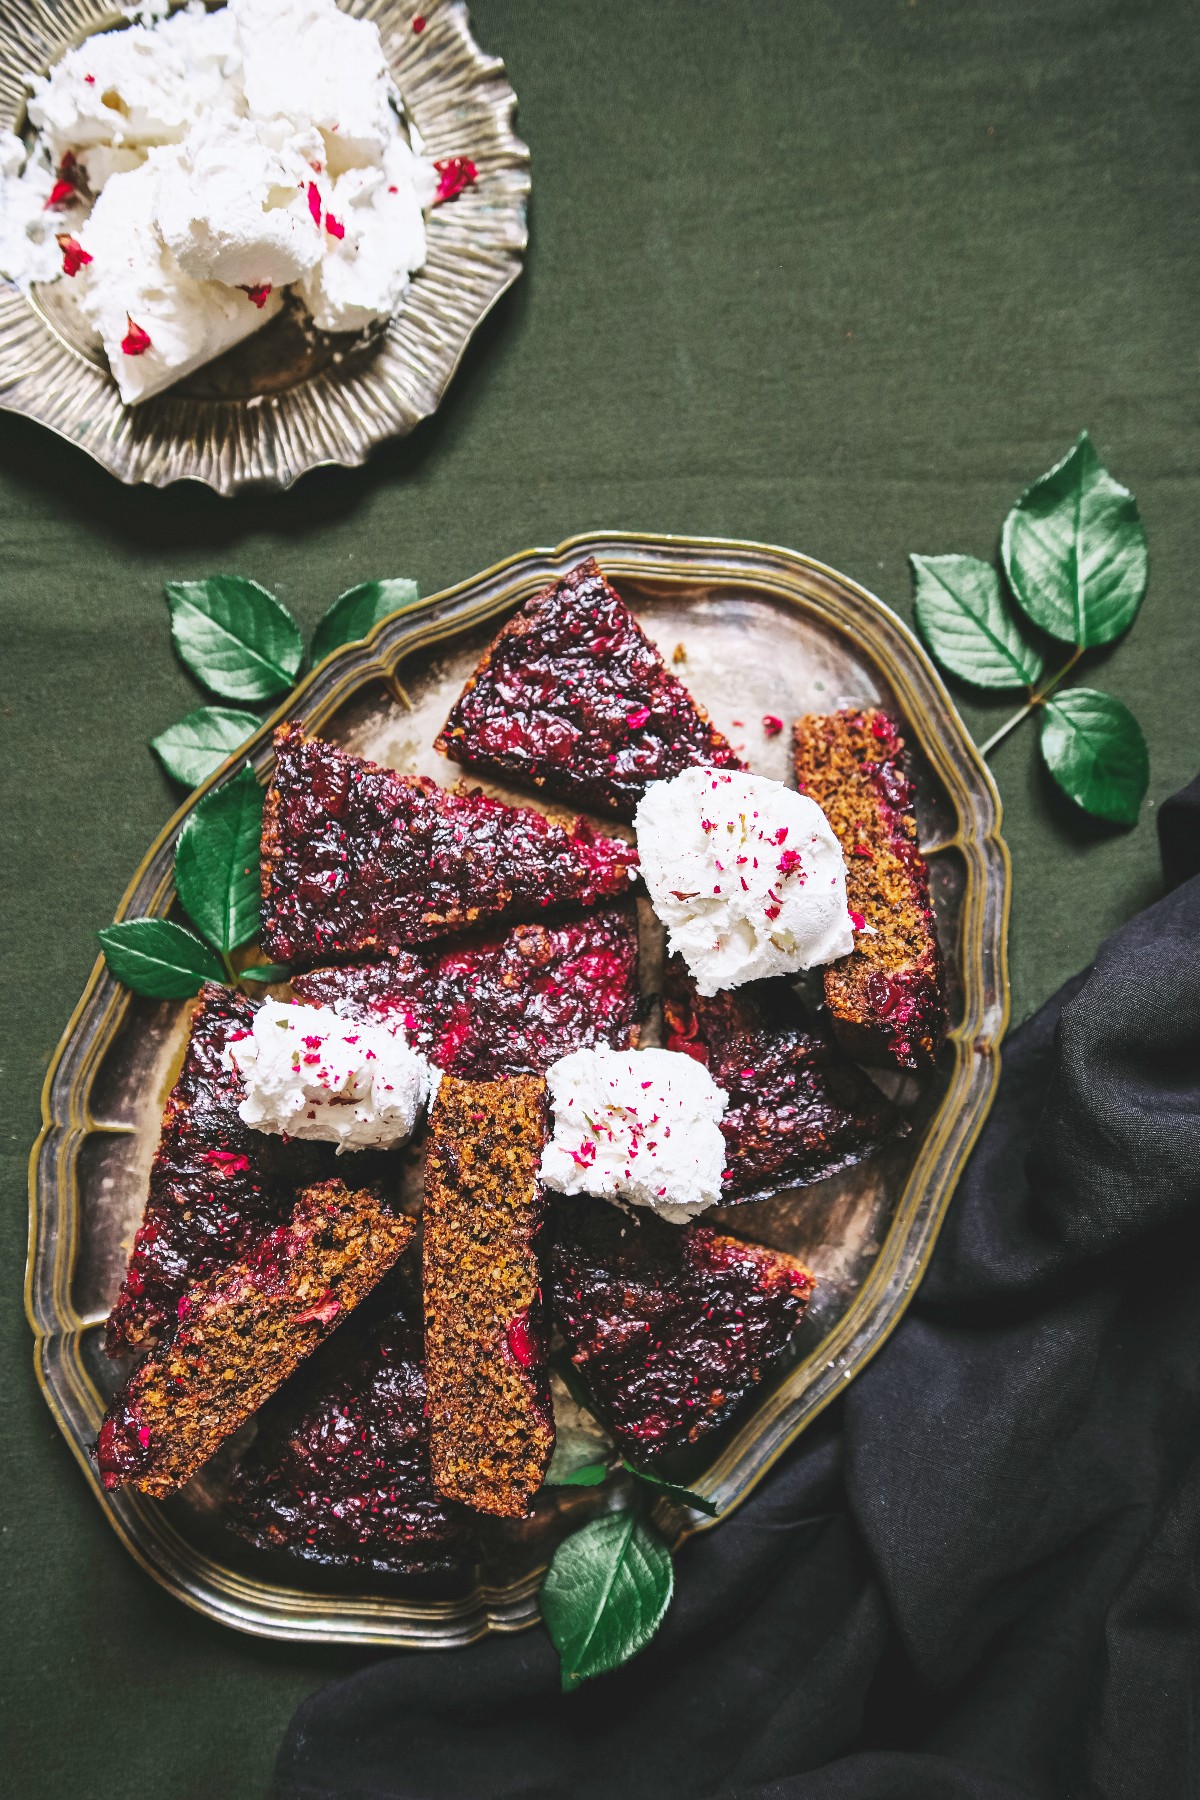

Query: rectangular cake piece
[663,958,898,1201]
[792,708,944,1071]
[422,1075,554,1517]
[260,723,637,966]
[105,983,332,1357]
[552,1203,815,1464]
[225,1297,473,1576]
[292,906,642,1079]
[435,557,744,819]
[95,1181,414,1499]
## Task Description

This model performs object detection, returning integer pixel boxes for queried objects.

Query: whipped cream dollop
[635,767,854,996]
[79,152,284,406]
[0,0,441,400]
[540,1046,729,1225]
[223,999,436,1152]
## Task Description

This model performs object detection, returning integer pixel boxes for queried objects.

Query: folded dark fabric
[276,783,1200,1800]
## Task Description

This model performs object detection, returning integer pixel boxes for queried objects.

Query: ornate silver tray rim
[27,532,1011,1645]
[0,0,530,493]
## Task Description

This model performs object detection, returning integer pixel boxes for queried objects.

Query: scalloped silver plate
[28,533,1011,1646]
[0,0,529,492]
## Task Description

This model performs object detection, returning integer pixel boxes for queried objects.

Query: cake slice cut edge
[435,557,745,820]
[792,707,945,1071]
[422,1074,554,1518]
[292,905,643,1080]
[259,721,637,967]
[95,1180,415,1500]
[551,1202,815,1466]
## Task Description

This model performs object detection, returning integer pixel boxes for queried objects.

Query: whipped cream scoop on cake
[540,1046,729,1225]
[0,0,452,404]
[223,999,436,1152]
[635,767,854,996]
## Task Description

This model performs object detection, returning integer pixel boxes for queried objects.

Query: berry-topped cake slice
[292,906,642,1079]
[225,1295,473,1576]
[96,1179,414,1499]
[435,557,744,820]
[793,708,945,1071]
[663,959,898,1202]
[106,983,331,1358]
[552,1203,814,1464]
[260,723,637,966]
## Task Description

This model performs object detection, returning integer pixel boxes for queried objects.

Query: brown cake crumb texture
[792,708,944,1071]
[95,1181,415,1499]
[422,1075,554,1518]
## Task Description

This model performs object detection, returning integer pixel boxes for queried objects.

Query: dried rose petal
[240,281,272,308]
[324,212,345,240]
[57,233,92,277]
[121,315,151,356]
[849,910,866,930]
[626,705,651,729]
[432,156,478,206]
[44,177,77,210]
[307,181,322,225]
[412,13,427,29]
[762,714,784,737]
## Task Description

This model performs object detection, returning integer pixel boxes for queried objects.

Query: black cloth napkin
[277,780,1200,1800]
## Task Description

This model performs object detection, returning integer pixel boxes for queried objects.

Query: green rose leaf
[911,553,1044,690]
[98,919,224,999]
[151,706,261,788]
[311,578,420,666]
[1039,688,1149,825]
[166,577,304,701]
[620,1459,720,1518]
[546,1463,610,1488]
[239,963,291,984]
[1001,432,1148,647]
[173,765,264,953]
[541,1509,674,1691]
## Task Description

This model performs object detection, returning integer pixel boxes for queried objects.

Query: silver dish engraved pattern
[0,0,529,492]
[28,534,1011,1646]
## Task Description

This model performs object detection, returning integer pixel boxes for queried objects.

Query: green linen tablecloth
[2,0,1196,1791]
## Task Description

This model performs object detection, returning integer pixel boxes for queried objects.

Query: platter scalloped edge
[0,0,530,493]
[27,531,1011,1645]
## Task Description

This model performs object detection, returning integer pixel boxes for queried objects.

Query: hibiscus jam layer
[435,557,744,820]
[792,708,945,1071]
[95,1180,414,1499]
[422,1075,554,1518]
[292,906,641,1079]
[552,1202,814,1464]
[260,723,637,966]
[225,1298,473,1576]
[105,984,333,1358]
[663,959,897,1202]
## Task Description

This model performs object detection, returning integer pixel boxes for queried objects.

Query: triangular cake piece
[435,557,744,819]
[293,906,642,1079]
[260,723,637,966]
[792,708,944,1070]
[96,1180,414,1498]
[225,1296,473,1576]
[663,958,897,1201]
[105,983,333,1358]
[551,1203,814,1465]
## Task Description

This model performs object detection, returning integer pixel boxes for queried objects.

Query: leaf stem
[978,646,1084,759]
[220,951,238,987]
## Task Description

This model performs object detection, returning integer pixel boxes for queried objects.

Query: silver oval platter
[0,0,529,492]
[28,532,1010,1646]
